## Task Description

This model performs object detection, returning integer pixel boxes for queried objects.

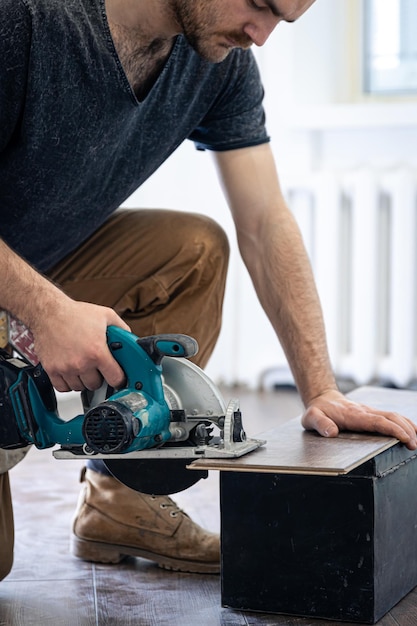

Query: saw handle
[135,334,198,365]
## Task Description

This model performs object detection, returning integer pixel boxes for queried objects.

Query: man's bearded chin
[168,1,252,62]
[185,30,252,63]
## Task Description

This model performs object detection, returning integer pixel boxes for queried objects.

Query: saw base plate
[52,437,265,460]
[52,438,266,494]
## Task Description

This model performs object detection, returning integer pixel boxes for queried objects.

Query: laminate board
[190,387,417,475]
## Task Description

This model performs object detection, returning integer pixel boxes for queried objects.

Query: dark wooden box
[221,446,417,623]
[193,387,417,623]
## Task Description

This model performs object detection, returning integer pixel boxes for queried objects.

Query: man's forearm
[237,211,338,407]
[0,238,69,329]
[215,145,337,406]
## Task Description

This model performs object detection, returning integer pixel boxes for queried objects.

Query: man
[1,0,416,582]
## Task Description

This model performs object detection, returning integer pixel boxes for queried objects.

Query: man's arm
[214,143,417,449]
[0,239,129,392]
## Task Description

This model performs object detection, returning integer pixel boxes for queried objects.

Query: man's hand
[0,238,131,392]
[302,389,417,450]
[30,298,131,393]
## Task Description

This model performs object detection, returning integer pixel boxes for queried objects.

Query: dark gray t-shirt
[0,0,269,271]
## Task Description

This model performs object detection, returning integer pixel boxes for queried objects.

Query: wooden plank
[94,563,236,626]
[389,587,417,626]
[348,385,417,418]
[189,386,417,476]
[0,580,97,626]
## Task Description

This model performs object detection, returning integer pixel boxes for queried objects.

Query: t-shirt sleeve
[189,49,270,152]
[0,0,31,152]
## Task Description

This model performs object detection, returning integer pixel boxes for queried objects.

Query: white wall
[123,0,417,388]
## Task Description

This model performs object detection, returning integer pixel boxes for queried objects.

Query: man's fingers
[107,311,131,334]
[50,364,124,393]
[301,406,339,438]
[370,411,417,448]
[50,374,71,393]
[99,359,126,390]
[44,346,125,392]
[341,405,417,448]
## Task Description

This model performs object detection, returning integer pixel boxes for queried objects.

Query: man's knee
[0,472,14,581]
[190,213,229,254]
[183,213,230,275]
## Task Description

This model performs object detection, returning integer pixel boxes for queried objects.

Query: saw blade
[160,356,226,417]
[99,356,224,495]
[104,456,208,495]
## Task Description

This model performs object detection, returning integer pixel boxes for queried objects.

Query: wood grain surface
[190,386,417,475]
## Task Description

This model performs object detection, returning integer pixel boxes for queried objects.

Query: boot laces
[150,495,183,518]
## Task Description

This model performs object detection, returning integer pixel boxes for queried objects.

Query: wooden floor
[1,386,417,626]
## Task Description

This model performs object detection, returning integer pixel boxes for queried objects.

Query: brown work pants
[48,208,229,367]
[0,207,229,580]
[0,473,13,581]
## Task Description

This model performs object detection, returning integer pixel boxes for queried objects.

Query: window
[364,0,417,94]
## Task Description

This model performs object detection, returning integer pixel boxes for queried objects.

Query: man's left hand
[302,389,417,450]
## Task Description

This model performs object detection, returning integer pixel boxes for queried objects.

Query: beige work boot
[71,468,220,574]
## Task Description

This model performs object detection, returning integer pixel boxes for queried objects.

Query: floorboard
[1,386,416,625]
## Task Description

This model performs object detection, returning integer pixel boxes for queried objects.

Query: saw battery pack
[0,349,56,450]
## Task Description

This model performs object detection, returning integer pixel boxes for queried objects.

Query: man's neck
[105,0,180,42]
[104,0,181,101]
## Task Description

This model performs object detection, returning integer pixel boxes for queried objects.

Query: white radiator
[286,168,417,388]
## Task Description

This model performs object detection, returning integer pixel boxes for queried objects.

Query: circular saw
[0,324,265,495]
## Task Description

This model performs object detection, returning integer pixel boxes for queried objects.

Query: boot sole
[71,535,220,574]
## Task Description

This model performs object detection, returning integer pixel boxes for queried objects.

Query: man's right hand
[30,297,131,392]
[0,238,131,392]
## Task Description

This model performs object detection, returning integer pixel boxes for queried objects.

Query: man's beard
[169,0,252,62]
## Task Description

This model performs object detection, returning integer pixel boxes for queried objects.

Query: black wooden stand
[221,444,417,623]
[193,387,417,623]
